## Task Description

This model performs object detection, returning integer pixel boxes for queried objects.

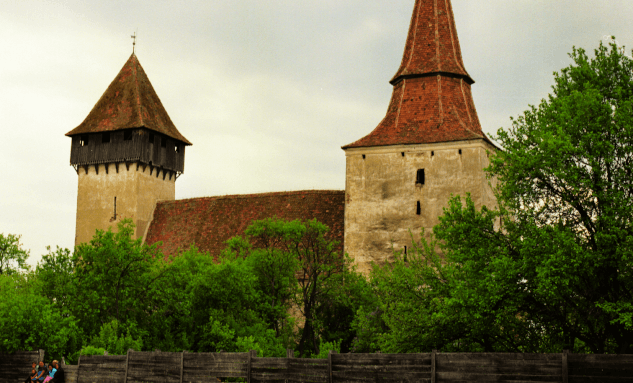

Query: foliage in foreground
[6,218,362,361]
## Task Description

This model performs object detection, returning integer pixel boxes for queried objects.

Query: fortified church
[67,0,496,275]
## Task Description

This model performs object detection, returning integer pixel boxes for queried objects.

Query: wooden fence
[3,349,633,382]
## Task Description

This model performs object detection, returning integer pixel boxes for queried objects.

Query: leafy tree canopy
[0,233,30,275]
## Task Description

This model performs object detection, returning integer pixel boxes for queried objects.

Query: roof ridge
[158,190,345,205]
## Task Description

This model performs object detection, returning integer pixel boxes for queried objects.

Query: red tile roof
[145,190,345,257]
[390,0,472,85]
[66,54,192,145]
[343,0,492,149]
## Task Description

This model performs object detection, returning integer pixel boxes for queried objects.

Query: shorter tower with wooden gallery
[66,53,192,245]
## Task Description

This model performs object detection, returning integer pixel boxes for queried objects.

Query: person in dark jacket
[49,361,64,383]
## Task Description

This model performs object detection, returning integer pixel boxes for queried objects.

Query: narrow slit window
[124,130,133,141]
[431,151,434,156]
[416,201,421,215]
[102,132,110,143]
[113,197,117,219]
[362,154,366,159]
[401,152,405,157]
[175,144,180,153]
[416,169,425,185]
[404,246,408,262]
[80,135,88,147]
[459,149,462,155]
[149,132,154,144]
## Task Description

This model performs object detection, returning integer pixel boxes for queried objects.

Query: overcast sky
[2,0,633,267]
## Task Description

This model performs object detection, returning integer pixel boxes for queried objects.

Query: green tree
[81,319,142,355]
[487,39,633,353]
[0,273,82,362]
[0,233,30,275]
[35,246,75,314]
[71,220,171,341]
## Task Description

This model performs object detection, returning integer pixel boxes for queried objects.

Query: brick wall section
[145,190,345,257]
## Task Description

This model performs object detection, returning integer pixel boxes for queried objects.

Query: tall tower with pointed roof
[67,53,191,245]
[342,0,497,274]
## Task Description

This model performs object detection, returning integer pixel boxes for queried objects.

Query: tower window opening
[362,154,366,159]
[175,144,180,153]
[459,149,462,155]
[79,135,88,147]
[161,137,167,148]
[102,132,110,143]
[401,152,405,157]
[416,169,425,185]
[431,151,434,156]
[113,196,117,220]
[149,132,154,144]
[404,246,408,262]
[416,201,421,215]
[124,130,133,141]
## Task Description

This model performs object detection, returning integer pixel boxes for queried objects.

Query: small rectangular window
[416,169,425,185]
[161,137,167,148]
[102,132,110,143]
[80,135,89,147]
[124,130,133,141]
[416,201,421,215]
[149,132,154,144]
[175,144,180,153]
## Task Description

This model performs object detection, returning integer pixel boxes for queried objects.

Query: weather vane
[131,31,137,53]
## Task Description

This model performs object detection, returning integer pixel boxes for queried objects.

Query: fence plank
[431,350,436,383]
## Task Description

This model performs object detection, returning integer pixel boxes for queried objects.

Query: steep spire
[391,0,472,85]
[343,0,491,149]
[66,53,191,145]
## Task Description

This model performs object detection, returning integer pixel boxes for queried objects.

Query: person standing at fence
[50,360,65,383]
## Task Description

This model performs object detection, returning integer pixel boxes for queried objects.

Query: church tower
[67,53,192,245]
[342,0,497,274]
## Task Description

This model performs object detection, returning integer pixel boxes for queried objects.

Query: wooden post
[247,349,257,383]
[179,351,185,383]
[327,350,336,383]
[431,350,437,383]
[123,349,132,383]
[76,355,81,383]
[286,349,294,383]
[562,350,569,383]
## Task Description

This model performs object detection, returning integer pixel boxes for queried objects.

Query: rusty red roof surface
[390,0,472,85]
[66,53,192,145]
[145,190,345,257]
[343,0,492,149]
